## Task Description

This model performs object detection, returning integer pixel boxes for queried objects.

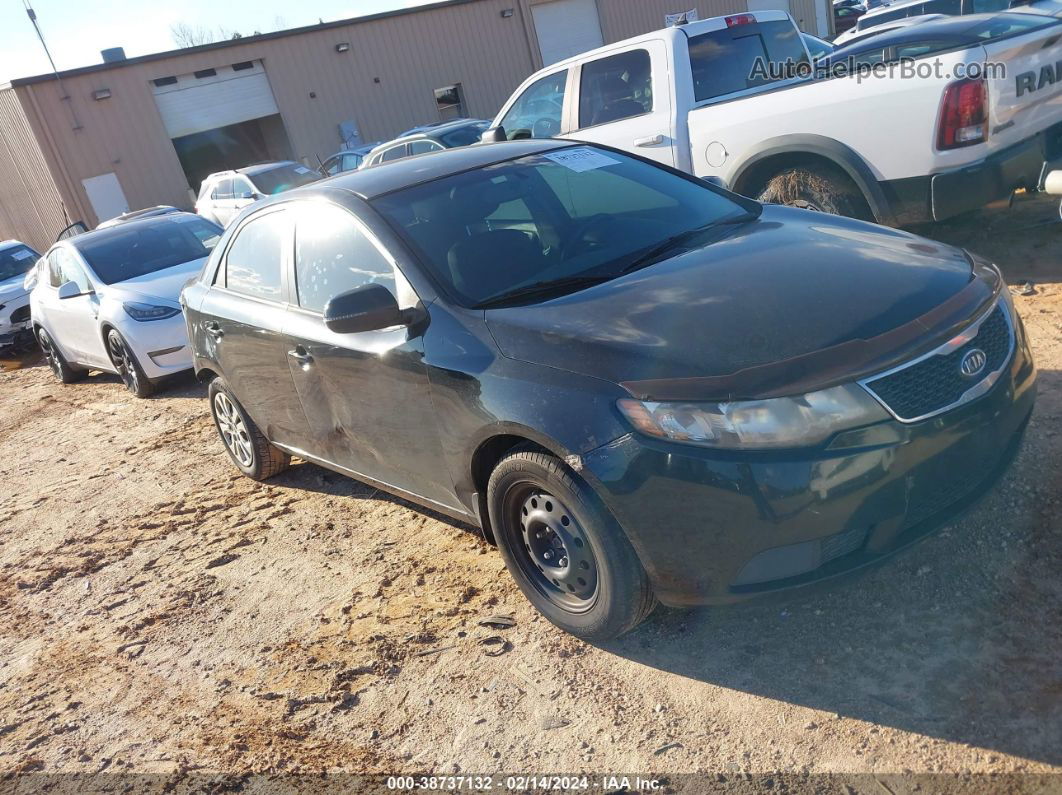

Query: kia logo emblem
[960,348,987,378]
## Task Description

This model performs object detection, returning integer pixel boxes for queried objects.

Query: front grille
[863,303,1012,421]
[820,525,868,564]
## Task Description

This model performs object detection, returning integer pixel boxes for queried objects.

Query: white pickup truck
[485,10,1062,225]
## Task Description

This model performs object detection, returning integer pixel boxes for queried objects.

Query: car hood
[484,207,990,400]
[105,257,207,305]
[0,274,29,303]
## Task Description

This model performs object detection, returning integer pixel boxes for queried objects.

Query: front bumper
[113,312,193,379]
[583,318,1037,607]
[882,122,1062,224]
[0,294,32,347]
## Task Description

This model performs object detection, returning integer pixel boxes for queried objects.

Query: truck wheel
[208,377,290,480]
[487,445,656,641]
[758,165,872,221]
[37,328,86,384]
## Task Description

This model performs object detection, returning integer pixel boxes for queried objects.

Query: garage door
[151,60,280,139]
[532,0,604,66]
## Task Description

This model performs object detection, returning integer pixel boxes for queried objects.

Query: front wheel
[487,445,656,641]
[208,378,290,480]
[106,329,154,398]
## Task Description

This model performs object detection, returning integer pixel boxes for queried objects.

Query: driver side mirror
[324,283,418,334]
[480,126,507,144]
[57,280,91,299]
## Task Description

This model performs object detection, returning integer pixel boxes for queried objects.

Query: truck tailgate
[983,21,1062,152]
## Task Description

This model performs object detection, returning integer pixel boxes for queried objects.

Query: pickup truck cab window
[578,48,653,128]
[293,203,396,313]
[498,69,568,139]
[223,211,288,301]
[688,19,809,102]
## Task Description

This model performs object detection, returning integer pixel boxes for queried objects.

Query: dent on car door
[568,42,677,167]
[283,201,458,508]
[199,207,311,447]
[44,248,107,367]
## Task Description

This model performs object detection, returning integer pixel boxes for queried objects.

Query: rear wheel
[487,445,656,641]
[36,328,86,384]
[208,378,290,480]
[106,329,154,398]
[757,165,873,221]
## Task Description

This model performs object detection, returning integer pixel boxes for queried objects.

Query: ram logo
[1016,61,1062,97]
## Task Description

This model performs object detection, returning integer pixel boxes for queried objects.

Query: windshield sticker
[294,166,313,174]
[543,148,621,173]
[10,249,34,260]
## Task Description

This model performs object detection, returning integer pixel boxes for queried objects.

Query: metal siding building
[0,0,823,249]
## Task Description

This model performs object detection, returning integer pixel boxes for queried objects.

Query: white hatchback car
[28,212,222,397]
[0,239,42,350]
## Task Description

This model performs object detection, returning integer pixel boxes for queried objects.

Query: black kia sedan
[181,140,1036,641]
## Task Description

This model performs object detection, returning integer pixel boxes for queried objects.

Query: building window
[194,68,217,79]
[152,76,178,87]
[231,61,254,71]
[434,84,465,121]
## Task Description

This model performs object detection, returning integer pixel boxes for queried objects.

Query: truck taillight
[725,13,755,26]
[937,78,987,150]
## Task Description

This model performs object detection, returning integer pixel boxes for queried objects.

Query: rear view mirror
[480,126,507,144]
[324,283,414,334]
[57,280,90,299]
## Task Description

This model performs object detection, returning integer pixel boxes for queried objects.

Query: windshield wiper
[474,274,613,309]
[616,211,759,277]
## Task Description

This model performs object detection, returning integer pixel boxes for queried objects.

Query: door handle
[203,321,223,339]
[288,347,313,367]
[634,134,665,147]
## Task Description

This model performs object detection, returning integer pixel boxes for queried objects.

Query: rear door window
[688,20,809,102]
[409,140,443,155]
[381,145,409,162]
[578,49,653,128]
[211,179,234,200]
[224,211,289,301]
[293,203,395,313]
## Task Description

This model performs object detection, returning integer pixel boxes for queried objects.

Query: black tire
[487,445,656,641]
[757,165,873,221]
[208,377,290,480]
[36,327,86,384]
[106,329,155,398]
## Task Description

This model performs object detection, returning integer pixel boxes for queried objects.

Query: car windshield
[248,163,320,195]
[76,217,222,285]
[372,146,756,307]
[0,244,41,281]
[438,122,489,148]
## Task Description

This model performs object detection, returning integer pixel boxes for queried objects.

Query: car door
[565,42,677,167]
[231,176,259,216]
[41,247,109,368]
[197,206,311,448]
[282,200,458,508]
[210,178,236,225]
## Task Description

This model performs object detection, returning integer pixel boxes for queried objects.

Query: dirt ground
[1,193,1060,791]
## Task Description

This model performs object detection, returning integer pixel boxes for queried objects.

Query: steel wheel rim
[213,392,254,467]
[39,333,62,378]
[506,485,599,613]
[107,334,138,392]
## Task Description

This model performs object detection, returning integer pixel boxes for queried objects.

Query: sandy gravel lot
[1,193,1060,790]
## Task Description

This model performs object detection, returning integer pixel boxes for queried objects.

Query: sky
[0,0,436,83]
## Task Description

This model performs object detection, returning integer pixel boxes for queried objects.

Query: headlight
[123,301,181,322]
[617,384,889,450]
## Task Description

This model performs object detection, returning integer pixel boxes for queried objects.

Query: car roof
[378,119,489,147]
[238,161,299,176]
[836,11,1052,50]
[60,211,207,251]
[0,239,31,250]
[299,139,572,200]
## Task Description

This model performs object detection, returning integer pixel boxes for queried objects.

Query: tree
[170,23,216,48]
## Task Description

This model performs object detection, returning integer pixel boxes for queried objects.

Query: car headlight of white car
[123,301,181,322]
[617,384,890,450]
